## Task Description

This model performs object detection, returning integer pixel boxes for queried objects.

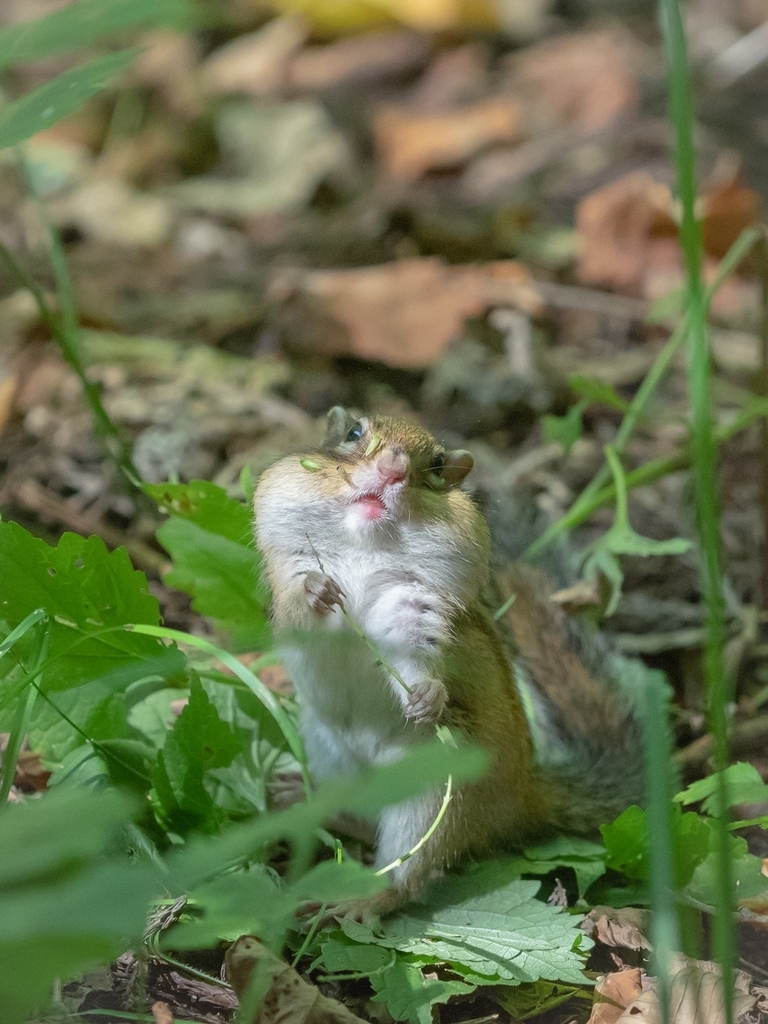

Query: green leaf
[146,481,269,649]
[341,860,590,985]
[683,832,768,906]
[168,739,488,891]
[602,805,711,888]
[495,979,591,1019]
[0,789,157,1024]
[568,377,629,413]
[0,50,139,151]
[676,762,768,815]
[542,401,585,455]
[151,676,240,834]
[371,961,473,1024]
[512,837,608,898]
[320,935,394,974]
[0,0,202,69]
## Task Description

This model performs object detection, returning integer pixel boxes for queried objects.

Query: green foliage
[676,762,768,816]
[146,481,270,649]
[0,0,201,69]
[0,788,157,1024]
[0,50,139,150]
[542,401,585,455]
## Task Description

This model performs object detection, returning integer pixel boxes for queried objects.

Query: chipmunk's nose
[375,449,408,486]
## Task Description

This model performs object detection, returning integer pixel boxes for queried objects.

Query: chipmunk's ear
[324,406,361,448]
[442,449,473,487]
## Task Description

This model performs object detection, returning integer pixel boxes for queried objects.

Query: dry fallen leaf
[583,906,652,951]
[226,935,368,1024]
[576,171,673,293]
[374,95,523,181]
[616,958,755,1024]
[507,29,642,133]
[269,258,542,368]
[200,16,309,97]
[589,969,644,1024]
[576,168,761,301]
[288,30,431,91]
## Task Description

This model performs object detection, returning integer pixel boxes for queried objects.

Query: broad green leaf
[568,376,629,412]
[341,861,590,985]
[512,837,608,898]
[0,787,135,888]
[172,860,385,950]
[0,0,202,69]
[683,832,768,907]
[0,789,157,1024]
[542,401,584,455]
[146,480,254,544]
[0,50,138,151]
[168,740,487,891]
[602,805,711,888]
[371,961,473,1024]
[146,481,269,649]
[152,676,240,834]
[495,980,591,1018]
[676,762,768,815]
[321,935,393,974]
[0,522,184,692]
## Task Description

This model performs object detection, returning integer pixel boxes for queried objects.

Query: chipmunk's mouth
[351,491,389,521]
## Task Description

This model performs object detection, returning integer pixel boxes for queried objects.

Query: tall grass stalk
[659,0,733,1019]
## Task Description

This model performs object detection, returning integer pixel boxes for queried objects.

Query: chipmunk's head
[321,406,474,531]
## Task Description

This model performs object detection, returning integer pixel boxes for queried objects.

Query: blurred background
[1,0,768,742]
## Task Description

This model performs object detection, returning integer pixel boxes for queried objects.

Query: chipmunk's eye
[345,422,364,443]
[431,453,445,475]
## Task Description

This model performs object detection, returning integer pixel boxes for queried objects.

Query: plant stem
[659,1,734,1020]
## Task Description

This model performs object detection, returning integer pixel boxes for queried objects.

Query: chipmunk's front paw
[404,677,447,724]
[304,571,345,617]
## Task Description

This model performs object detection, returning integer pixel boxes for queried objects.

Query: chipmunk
[254,407,645,913]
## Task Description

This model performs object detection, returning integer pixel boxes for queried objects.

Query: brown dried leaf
[201,16,309,97]
[616,958,755,1024]
[589,969,644,1024]
[583,906,652,951]
[269,258,542,368]
[577,168,761,300]
[701,178,761,260]
[576,171,672,293]
[374,95,523,182]
[226,935,368,1024]
[508,30,641,133]
[288,30,431,92]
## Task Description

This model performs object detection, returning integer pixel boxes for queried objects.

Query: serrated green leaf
[683,832,768,906]
[340,861,590,986]
[0,0,202,70]
[147,481,269,649]
[676,762,768,814]
[151,676,240,834]
[371,961,473,1024]
[168,740,487,891]
[513,837,608,898]
[0,789,157,1024]
[542,402,584,455]
[145,480,254,544]
[320,935,394,974]
[568,376,629,412]
[0,50,138,150]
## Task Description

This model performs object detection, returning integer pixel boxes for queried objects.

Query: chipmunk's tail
[496,562,648,835]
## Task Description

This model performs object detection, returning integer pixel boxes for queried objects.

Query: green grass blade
[0,49,138,150]
[0,0,201,70]
[0,618,49,806]
[659,0,735,1019]
[128,624,310,793]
